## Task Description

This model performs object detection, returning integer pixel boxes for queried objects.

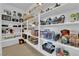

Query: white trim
[1,37,20,47]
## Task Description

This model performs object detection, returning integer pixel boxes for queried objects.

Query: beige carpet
[2,43,44,56]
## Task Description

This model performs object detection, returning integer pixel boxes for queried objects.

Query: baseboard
[1,37,20,47]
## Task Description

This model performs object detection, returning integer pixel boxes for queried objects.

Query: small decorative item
[56,48,64,56]
[2,14,11,21]
[46,17,52,24]
[54,34,60,41]
[46,8,50,12]
[52,15,65,24]
[75,39,79,47]
[40,20,46,25]
[13,25,17,27]
[70,13,77,22]
[22,34,27,39]
[61,29,70,36]
[76,13,79,21]
[19,18,23,22]
[56,48,69,56]
[70,13,79,22]
[12,18,18,22]
[17,13,22,17]
[42,42,55,54]
[16,19,18,22]
[31,30,38,36]
[64,50,69,56]
[69,31,79,47]
[61,36,69,44]
[2,25,8,27]
[40,10,44,14]
[2,29,6,34]
[58,15,65,23]
[18,25,21,27]
[43,29,55,40]
[54,3,60,8]
[19,39,25,44]
[33,22,38,26]
[4,9,11,15]
[61,29,70,44]
[12,18,15,22]
[28,36,38,45]
[10,29,14,34]
[52,17,58,24]
[13,11,16,16]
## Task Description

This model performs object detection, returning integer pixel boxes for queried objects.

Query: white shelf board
[40,21,79,27]
[2,20,21,25]
[41,38,79,51]
[25,39,40,51]
[40,4,79,20]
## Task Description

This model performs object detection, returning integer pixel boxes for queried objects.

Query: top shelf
[40,4,65,16]
[40,3,79,20]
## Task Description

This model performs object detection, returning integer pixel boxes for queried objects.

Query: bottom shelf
[24,39,56,56]
[41,38,79,56]
[41,38,79,51]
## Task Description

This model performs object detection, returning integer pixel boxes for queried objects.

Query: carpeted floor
[2,43,44,56]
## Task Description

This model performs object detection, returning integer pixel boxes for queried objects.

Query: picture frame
[2,14,11,21]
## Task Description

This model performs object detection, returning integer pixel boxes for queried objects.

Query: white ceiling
[2,3,56,13]
[41,3,55,10]
[4,3,34,12]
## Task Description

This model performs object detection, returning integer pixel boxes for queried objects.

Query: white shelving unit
[23,3,79,56]
[1,4,23,48]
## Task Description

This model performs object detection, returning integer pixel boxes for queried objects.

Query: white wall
[0,4,3,56]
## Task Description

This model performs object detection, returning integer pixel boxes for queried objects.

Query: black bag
[54,34,60,41]
[42,42,55,54]
[22,34,27,39]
